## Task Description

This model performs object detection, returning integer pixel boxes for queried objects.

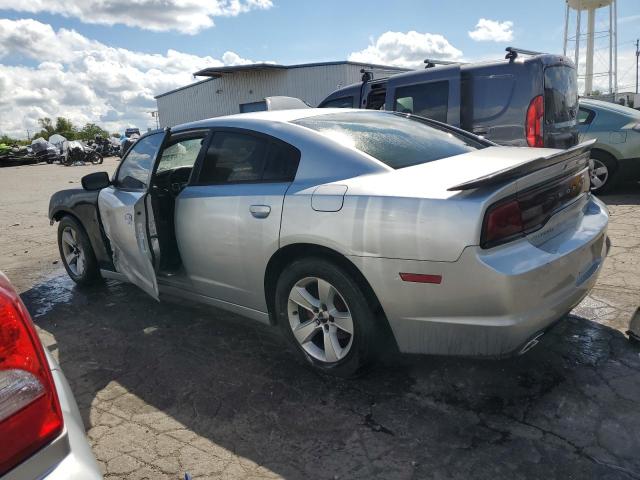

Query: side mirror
[81,171,110,191]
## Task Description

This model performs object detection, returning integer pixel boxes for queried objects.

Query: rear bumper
[2,354,102,480]
[351,195,609,357]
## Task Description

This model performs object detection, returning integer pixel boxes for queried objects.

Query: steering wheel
[167,167,192,197]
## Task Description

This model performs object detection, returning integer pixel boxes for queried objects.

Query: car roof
[580,98,640,118]
[171,108,379,132]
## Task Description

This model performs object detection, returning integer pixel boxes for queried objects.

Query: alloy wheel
[287,277,354,363]
[60,226,86,277]
[589,158,609,191]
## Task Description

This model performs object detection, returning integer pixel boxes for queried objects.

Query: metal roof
[155,61,409,99]
[192,60,409,78]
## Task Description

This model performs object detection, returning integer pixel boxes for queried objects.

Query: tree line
[1,117,121,146]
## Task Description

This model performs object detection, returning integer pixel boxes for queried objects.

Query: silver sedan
[49,109,609,377]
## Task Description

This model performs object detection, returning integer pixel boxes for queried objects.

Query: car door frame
[146,127,214,270]
[385,65,461,127]
[178,126,301,311]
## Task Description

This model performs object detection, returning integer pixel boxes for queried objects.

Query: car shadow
[22,274,640,479]
[598,181,640,206]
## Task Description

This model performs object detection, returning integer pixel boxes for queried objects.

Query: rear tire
[590,151,618,194]
[57,216,100,285]
[275,257,380,377]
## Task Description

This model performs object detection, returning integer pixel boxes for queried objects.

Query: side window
[366,89,386,110]
[263,142,301,181]
[196,131,300,184]
[115,133,164,190]
[577,108,594,125]
[394,81,449,123]
[156,136,206,173]
[320,96,354,108]
[240,101,267,113]
[198,132,268,184]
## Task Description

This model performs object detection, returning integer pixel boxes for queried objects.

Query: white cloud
[0,0,273,35]
[0,19,266,138]
[468,18,514,42]
[348,31,463,69]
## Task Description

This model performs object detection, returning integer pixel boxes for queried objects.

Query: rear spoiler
[447,140,595,191]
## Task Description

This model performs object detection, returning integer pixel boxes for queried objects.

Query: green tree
[36,117,55,139]
[77,123,109,141]
[54,117,77,139]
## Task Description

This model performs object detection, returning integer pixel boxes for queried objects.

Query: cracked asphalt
[1,160,639,479]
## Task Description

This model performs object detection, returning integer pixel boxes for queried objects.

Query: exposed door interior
[148,130,210,274]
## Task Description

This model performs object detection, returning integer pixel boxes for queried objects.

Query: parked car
[0,272,101,479]
[577,98,640,193]
[319,48,579,149]
[48,109,608,377]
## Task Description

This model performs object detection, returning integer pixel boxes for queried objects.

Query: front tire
[275,258,380,377]
[57,216,100,285]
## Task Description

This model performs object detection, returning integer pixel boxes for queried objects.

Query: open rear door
[385,64,461,127]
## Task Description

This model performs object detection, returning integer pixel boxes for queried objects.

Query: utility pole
[636,38,639,94]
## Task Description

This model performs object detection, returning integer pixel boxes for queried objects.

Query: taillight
[482,199,524,247]
[0,272,63,475]
[525,95,544,147]
[481,169,589,249]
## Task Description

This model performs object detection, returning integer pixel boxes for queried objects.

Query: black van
[319,48,579,149]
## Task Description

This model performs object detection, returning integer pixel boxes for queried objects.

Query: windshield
[544,66,578,126]
[293,111,486,169]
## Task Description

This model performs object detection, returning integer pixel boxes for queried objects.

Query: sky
[0,0,638,138]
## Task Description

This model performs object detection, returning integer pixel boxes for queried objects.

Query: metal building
[155,61,408,127]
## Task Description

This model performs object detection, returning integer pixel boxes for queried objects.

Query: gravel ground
[1,160,639,480]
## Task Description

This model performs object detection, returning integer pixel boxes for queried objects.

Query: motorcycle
[61,140,103,166]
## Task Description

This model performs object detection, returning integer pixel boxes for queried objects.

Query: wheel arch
[590,146,620,168]
[50,205,114,271]
[264,243,397,348]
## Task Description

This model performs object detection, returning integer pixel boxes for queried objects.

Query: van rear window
[394,81,449,123]
[544,66,578,126]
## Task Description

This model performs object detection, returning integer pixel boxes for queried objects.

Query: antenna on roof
[504,47,544,62]
[424,59,460,69]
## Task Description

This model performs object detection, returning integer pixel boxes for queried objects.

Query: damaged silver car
[48,109,609,376]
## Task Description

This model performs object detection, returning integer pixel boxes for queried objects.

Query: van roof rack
[424,59,461,69]
[505,47,544,61]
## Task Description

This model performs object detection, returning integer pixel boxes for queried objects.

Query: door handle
[250,205,271,218]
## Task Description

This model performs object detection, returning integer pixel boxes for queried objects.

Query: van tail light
[0,272,63,475]
[525,95,544,147]
[481,169,589,249]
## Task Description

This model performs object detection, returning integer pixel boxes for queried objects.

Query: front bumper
[351,195,609,357]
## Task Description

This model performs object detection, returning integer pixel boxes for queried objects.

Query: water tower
[563,0,617,95]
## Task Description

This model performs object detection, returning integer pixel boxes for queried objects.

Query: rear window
[293,111,485,169]
[320,96,354,108]
[544,66,578,125]
[394,81,449,122]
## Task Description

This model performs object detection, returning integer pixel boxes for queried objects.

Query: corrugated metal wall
[156,64,398,127]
